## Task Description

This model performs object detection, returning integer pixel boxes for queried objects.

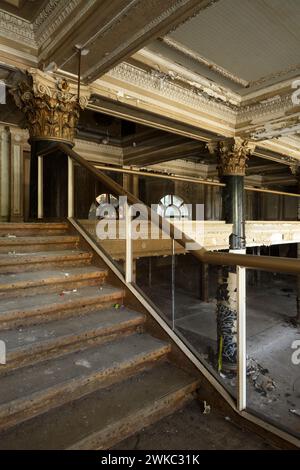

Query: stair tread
[0,249,91,263]
[0,266,107,290]
[0,362,197,449]
[0,235,79,245]
[0,285,123,317]
[0,333,168,407]
[0,284,123,320]
[1,307,144,354]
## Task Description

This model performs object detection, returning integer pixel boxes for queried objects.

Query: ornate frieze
[214,137,255,177]
[108,62,236,117]
[10,69,90,144]
[0,10,35,47]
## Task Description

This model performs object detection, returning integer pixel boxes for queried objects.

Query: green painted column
[215,138,254,372]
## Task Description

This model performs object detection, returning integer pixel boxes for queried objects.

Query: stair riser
[0,274,107,300]
[0,257,92,274]
[0,243,79,254]
[1,323,145,374]
[0,229,68,237]
[70,383,198,450]
[0,346,170,432]
[0,293,125,330]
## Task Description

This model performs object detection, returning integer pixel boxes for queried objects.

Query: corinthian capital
[10,68,90,144]
[216,137,255,177]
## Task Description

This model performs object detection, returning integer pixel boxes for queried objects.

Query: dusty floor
[114,401,275,450]
[137,268,300,440]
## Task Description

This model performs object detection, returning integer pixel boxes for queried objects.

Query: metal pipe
[244,186,300,198]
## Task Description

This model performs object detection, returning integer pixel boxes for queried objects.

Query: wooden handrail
[38,143,300,275]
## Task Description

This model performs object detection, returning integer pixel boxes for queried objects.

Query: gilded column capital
[10,68,90,144]
[215,137,255,177]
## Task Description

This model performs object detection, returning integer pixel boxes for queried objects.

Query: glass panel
[173,256,238,399]
[246,267,300,438]
[73,163,126,273]
[132,202,179,326]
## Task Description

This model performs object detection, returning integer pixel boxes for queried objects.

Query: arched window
[157,194,190,219]
[89,193,119,219]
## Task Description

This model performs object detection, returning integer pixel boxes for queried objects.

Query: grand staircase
[0,222,199,449]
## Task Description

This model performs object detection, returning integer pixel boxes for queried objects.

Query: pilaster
[9,128,30,222]
[0,126,10,221]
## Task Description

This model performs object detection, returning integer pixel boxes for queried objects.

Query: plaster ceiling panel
[169,0,300,84]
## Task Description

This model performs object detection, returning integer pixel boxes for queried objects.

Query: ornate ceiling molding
[107,62,237,117]
[36,0,98,57]
[0,1,92,52]
[0,10,35,47]
[237,93,294,122]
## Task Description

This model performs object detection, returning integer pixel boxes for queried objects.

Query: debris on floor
[60,289,77,295]
[202,400,211,414]
[247,357,276,396]
[289,408,300,417]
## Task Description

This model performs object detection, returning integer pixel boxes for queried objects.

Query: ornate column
[213,137,255,371]
[10,68,90,219]
[0,126,10,221]
[217,137,255,249]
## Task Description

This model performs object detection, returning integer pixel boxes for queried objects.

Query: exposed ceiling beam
[40,0,214,83]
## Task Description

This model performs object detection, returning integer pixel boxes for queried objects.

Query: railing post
[37,155,43,219]
[237,264,246,411]
[68,156,74,218]
[125,202,132,283]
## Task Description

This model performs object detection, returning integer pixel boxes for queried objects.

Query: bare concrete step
[0,285,125,329]
[0,235,79,253]
[0,362,198,449]
[0,308,145,371]
[0,333,170,431]
[0,266,108,299]
[0,250,92,273]
[0,223,68,236]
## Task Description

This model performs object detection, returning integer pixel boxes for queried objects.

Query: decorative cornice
[108,62,236,116]
[0,1,90,52]
[237,93,294,122]
[249,116,300,141]
[0,10,35,47]
[10,68,90,143]
[214,138,255,176]
[35,0,96,52]
[33,0,62,29]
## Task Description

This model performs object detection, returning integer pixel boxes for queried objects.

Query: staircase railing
[37,142,300,446]
[38,143,300,274]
